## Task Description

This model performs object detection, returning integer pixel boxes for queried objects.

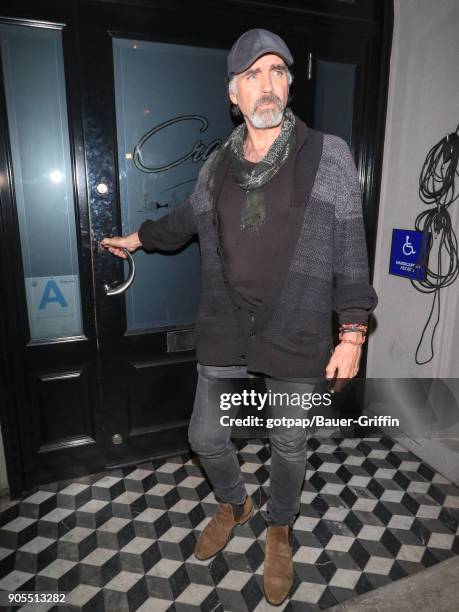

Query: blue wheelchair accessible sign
[389,229,429,280]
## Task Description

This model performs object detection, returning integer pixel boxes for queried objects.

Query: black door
[0,0,391,496]
[78,1,250,473]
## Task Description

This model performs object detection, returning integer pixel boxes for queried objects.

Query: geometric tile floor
[1,435,459,611]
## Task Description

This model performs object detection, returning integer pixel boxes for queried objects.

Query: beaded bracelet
[338,322,367,345]
[339,328,367,337]
[339,323,367,335]
[339,323,368,332]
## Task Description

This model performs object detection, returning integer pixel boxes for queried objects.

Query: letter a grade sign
[24,275,82,340]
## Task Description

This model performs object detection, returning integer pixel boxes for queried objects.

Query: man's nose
[261,72,274,92]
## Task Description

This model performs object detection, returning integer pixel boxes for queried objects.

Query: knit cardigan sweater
[138,125,378,379]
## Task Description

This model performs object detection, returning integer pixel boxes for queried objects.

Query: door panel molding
[33,366,96,453]
[127,359,197,438]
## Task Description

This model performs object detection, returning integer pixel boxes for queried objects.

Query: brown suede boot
[263,525,293,605]
[194,496,253,560]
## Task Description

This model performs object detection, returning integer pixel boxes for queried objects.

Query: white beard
[249,106,284,129]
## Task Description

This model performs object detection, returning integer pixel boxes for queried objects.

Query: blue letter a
[39,280,68,310]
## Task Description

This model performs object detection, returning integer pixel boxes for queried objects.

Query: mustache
[253,93,283,112]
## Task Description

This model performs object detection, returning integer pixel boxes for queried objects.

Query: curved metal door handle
[104,249,136,296]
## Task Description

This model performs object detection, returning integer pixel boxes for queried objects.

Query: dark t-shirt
[216,124,305,310]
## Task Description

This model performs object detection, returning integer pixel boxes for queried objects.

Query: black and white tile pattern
[1,435,459,611]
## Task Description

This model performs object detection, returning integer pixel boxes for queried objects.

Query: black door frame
[0,0,393,498]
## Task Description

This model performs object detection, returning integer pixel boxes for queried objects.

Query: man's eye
[247,73,257,80]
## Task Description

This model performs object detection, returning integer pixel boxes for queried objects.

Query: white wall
[366,0,459,483]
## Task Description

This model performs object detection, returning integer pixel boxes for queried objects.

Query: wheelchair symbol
[402,235,416,256]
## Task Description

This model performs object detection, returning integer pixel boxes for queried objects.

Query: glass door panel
[112,39,234,331]
[0,23,83,341]
[313,59,356,146]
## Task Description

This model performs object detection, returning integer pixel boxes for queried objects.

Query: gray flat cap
[227,28,293,79]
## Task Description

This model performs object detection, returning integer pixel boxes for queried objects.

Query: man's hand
[100,232,142,259]
[325,335,363,392]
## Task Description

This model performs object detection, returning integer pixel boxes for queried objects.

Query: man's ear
[228,90,238,106]
[228,76,238,106]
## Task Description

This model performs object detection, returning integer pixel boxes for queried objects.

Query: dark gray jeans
[188,363,315,526]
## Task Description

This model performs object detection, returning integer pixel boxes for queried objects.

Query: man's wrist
[131,231,142,249]
[338,322,367,345]
[339,332,365,346]
[338,325,367,345]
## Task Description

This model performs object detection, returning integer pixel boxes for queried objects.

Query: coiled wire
[410,122,459,364]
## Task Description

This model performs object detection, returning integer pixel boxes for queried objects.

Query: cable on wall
[410,121,459,365]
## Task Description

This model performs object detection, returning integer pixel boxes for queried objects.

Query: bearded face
[229,54,290,130]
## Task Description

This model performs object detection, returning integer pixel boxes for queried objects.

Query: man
[102,28,377,605]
